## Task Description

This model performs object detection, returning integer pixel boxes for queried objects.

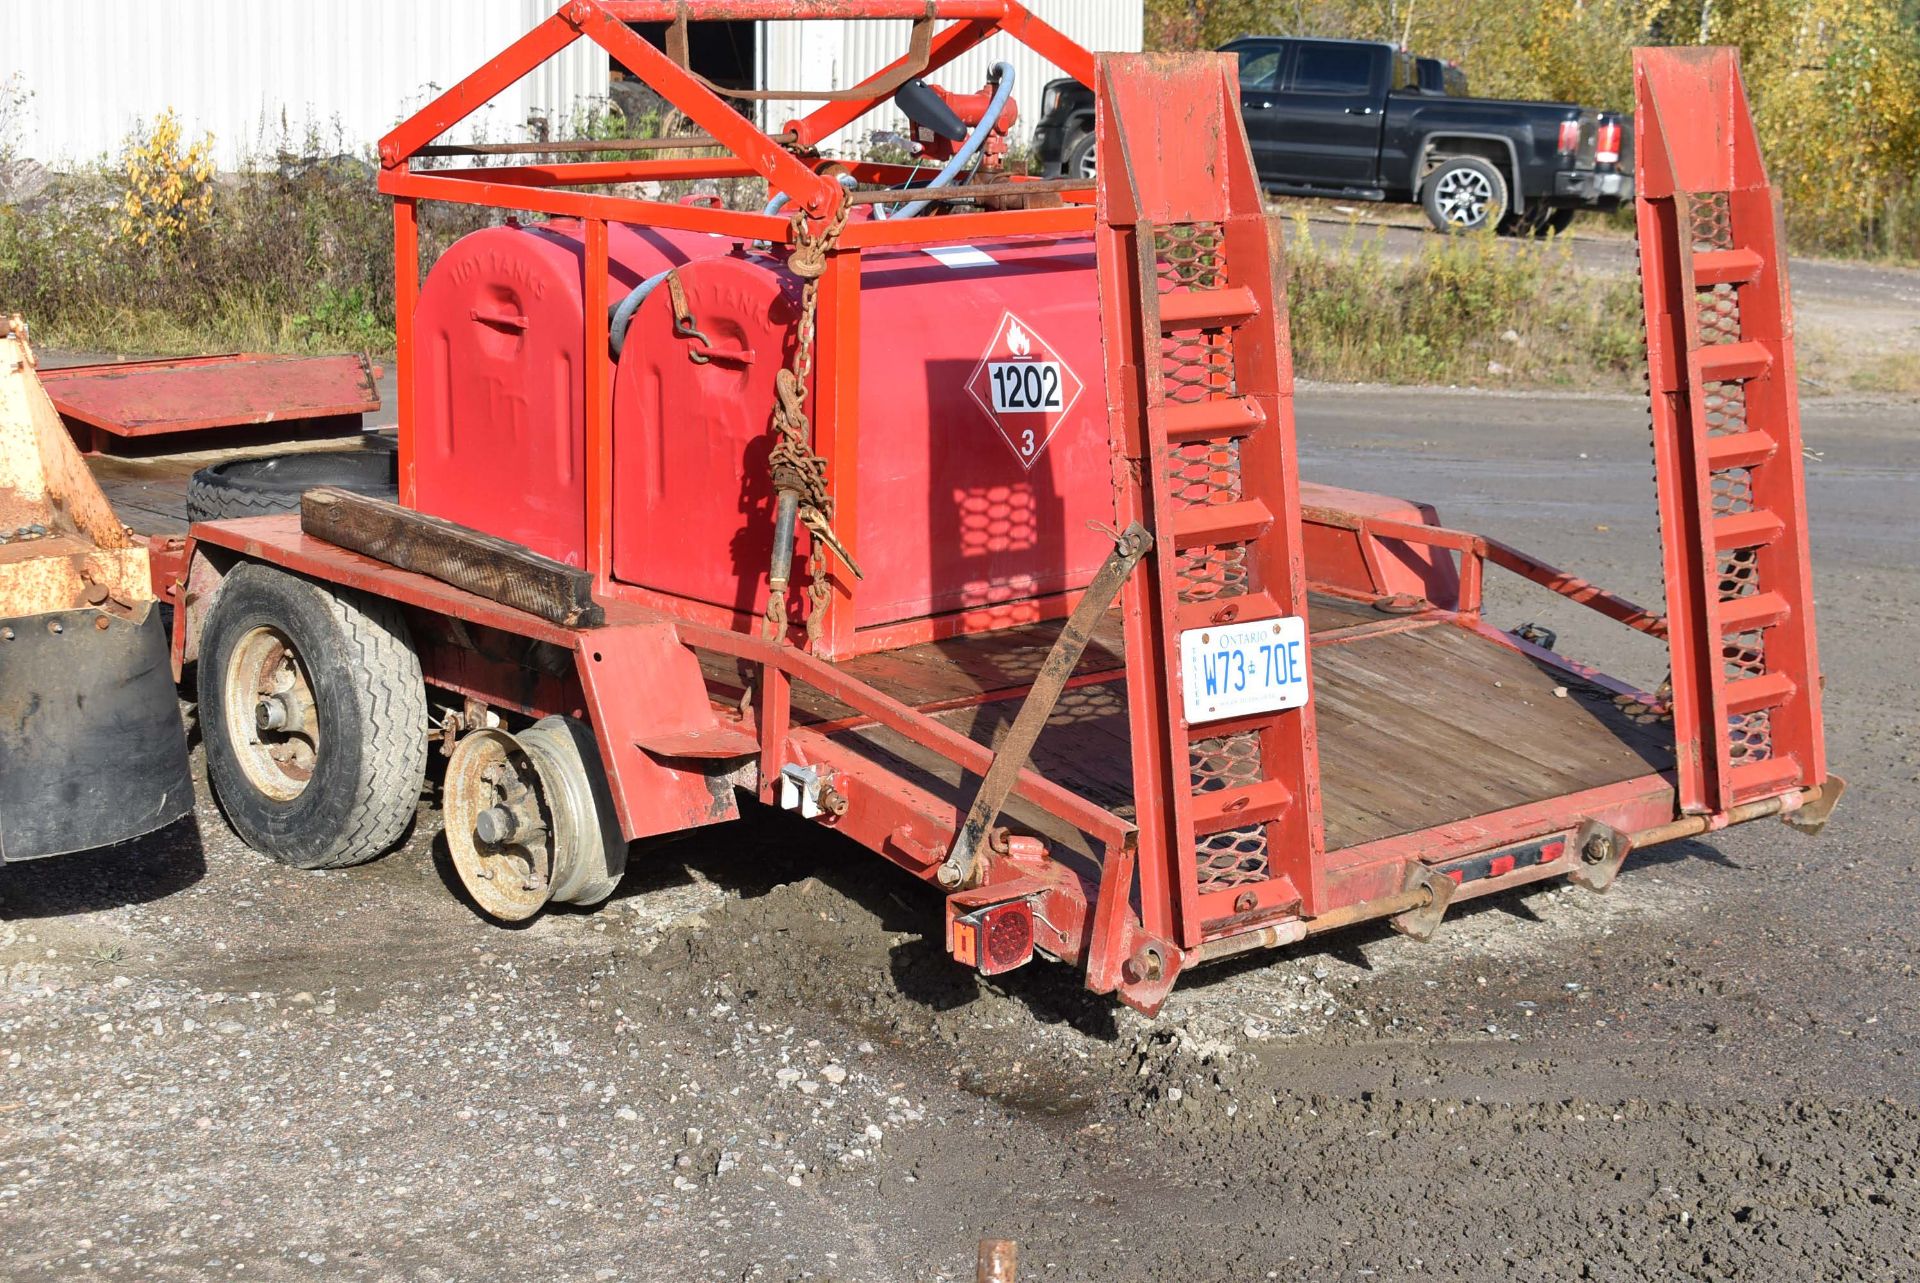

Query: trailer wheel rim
[1434,167,1493,226]
[223,625,320,802]
[444,728,557,922]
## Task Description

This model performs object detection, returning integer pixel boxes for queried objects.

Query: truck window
[1288,44,1375,95]
[1237,46,1282,92]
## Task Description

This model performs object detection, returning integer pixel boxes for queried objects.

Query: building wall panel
[0,1,610,169]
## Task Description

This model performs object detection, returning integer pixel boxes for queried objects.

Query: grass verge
[1281,213,1645,389]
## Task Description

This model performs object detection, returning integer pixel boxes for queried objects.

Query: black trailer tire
[1422,156,1509,234]
[1064,131,1096,181]
[198,562,427,870]
[186,449,398,523]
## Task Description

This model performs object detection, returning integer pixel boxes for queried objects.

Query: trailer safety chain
[765,201,862,645]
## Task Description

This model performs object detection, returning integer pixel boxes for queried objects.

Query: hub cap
[223,625,319,802]
[1434,167,1494,227]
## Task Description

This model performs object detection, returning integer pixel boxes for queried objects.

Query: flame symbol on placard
[1006,318,1031,358]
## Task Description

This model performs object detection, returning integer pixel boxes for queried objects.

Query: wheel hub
[223,626,319,801]
[1435,168,1493,226]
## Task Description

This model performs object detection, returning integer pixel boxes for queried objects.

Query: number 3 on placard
[1022,428,1036,457]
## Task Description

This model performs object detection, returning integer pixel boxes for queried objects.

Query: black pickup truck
[1034,37,1631,235]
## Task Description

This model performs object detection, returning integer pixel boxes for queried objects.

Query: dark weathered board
[300,486,603,628]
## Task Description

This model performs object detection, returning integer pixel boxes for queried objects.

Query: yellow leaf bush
[117,109,216,247]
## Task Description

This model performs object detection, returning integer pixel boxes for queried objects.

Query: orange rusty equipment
[163,6,1835,1015]
[1,317,194,861]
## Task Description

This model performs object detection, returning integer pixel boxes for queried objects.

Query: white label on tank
[924,244,997,269]
[964,312,1084,470]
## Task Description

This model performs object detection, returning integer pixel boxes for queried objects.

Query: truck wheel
[199,562,427,869]
[1422,156,1508,234]
[186,448,398,523]
[1500,206,1577,239]
[1064,131,1096,181]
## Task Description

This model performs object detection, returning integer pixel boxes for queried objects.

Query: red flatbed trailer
[158,6,1837,1014]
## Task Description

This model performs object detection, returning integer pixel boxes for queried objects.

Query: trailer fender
[572,622,745,841]
[172,541,241,677]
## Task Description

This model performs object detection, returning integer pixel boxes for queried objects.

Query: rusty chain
[765,200,861,644]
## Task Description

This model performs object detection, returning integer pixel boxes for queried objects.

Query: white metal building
[1,2,1140,169]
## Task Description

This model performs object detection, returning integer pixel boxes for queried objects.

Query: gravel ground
[2,383,1916,1281]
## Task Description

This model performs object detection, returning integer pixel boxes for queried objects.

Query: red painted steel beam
[379,11,583,167]
[429,157,761,187]
[571,5,844,217]
[601,2,1011,18]
[380,169,791,241]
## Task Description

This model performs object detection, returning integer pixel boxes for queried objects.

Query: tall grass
[0,105,758,356]
[1283,214,1645,388]
[2,115,1647,393]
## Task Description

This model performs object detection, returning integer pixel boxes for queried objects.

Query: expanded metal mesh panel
[1688,192,1733,252]
[1704,381,1748,436]
[1159,330,1235,404]
[1189,731,1269,891]
[1699,283,1741,344]
[1175,543,1249,602]
[1196,826,1270,890]
[1169,440,1242,507]
[1156,227,1249,610]
[1155,222,1225,293]
[1685,195,1775,764]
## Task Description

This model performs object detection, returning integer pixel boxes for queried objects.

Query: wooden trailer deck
[714,596,1675,865]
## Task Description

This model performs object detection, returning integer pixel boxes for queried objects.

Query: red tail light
[949,901,1035,976]
[1556,119,1581,155]
[1596,119,1622,165]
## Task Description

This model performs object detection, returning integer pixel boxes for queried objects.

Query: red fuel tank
[412,219,737,566]
[610,233,1111,642]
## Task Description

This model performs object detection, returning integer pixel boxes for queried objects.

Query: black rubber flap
[0,607,194,862]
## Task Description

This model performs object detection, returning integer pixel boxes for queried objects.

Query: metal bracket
[1568,818,1631,893]
[778,763,845,821]
[937,522,1152,890]
[1389,864,1456,942]
[1782,773,1846,836]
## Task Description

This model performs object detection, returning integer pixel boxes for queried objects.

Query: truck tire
[1500,206,1577,239]
[1422,156,1508,234]
[186,448,398,524]
[1064,131,1096,181]
[199,562,427,870]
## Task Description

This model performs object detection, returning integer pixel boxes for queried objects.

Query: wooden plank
[299,486,603,628]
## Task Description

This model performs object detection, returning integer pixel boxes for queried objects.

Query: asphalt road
[2,383,1916,1281]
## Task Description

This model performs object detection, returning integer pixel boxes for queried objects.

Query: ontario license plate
[1180,616,1310,724]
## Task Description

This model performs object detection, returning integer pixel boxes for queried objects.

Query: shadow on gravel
[605,801,1131,1041]
[0,813,207,919]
